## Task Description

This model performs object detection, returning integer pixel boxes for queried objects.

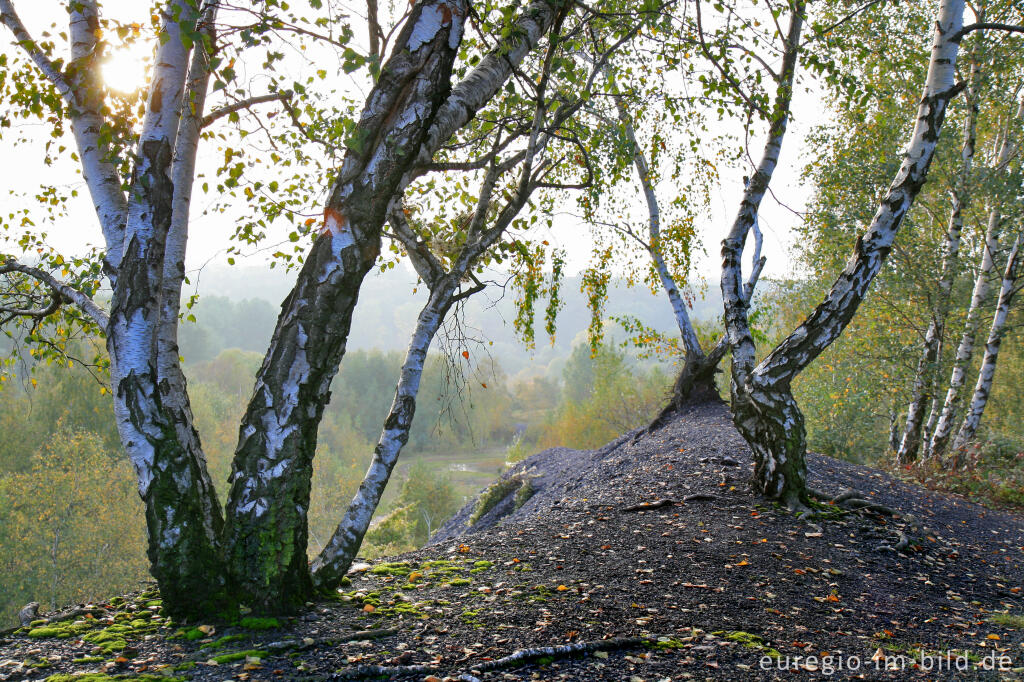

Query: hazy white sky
[0,0,821,288]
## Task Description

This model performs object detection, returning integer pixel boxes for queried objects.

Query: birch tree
[929,96,1024,458]
[0,0,571,616]
[953,230,1023,451]
[894,60,979,464]
[309,7,649,587]
[722,0,966,509]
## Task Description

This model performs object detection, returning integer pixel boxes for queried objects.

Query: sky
[0,0,825,290]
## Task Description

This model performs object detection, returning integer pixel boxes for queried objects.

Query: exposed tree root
[808,488,920,552]
[330,635,655,680]
[333,661,438,679]
[621,499,675,512]
[458,636,653,681]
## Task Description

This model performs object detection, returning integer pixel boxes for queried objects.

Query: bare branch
[201,91,293,128]
[955,22,1024,41]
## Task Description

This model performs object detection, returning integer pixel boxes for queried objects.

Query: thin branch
[281,97,342,153]
[955,22,1024,41]
[694,0,771,119]
[803,0,885,45]
[1,259,110,328]
[0,0,74,101]
[201,91,293,128]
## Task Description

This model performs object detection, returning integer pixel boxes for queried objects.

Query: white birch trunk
[612,95,703,360]
[952,232,1022,450]
[310,279,456,588]
[723,0,965,508]
[896,61,979,463]
[310,74,554,586]
[929,97,1023,457]
[104,0,228,617]
[222,0,469,612]
[0,0,128,271]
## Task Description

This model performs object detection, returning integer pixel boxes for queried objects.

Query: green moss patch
[238,616,280,630]
[200,633,247,649]
[713,630,781,659]
[369,562,415,577]
[28,627,75,639]
[45,671,182,675]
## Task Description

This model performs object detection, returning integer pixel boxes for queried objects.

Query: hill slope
[1,402,1022,680]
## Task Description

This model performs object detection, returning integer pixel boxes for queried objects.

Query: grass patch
[990,613,1024,629]
[209,649,268,664]
[469,476,524,524]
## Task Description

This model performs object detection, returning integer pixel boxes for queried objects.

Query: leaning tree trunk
[311,65,554,585]
[310,279,456,588]
[896,64,978,463]
[221,0,468,612]
[952,232,1022,451]
[612,92,703,361]
[610,77,766,416]
[221,0,566,612]
[719,5,806,508]
[723,0,964,510]
[105,0,229,618]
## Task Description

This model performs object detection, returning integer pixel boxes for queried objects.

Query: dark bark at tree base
[730,387,810,512]
[221,0,467,613]
[649,353,724,430]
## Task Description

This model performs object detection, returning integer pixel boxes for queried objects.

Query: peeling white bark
[311,59,561,585]
[102,0,227,616]
[223,0,470,611]
[414,0,559,168]
[953,232,1021,450]
[752,0,965,387]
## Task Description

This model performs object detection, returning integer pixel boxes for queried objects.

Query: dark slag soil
[1,401,1022,681]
